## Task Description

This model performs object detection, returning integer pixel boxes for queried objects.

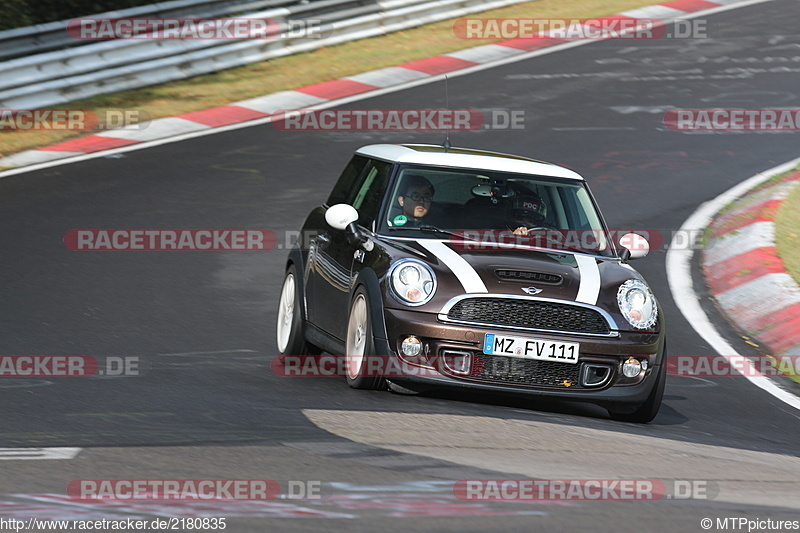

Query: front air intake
[581,363,613,387]
[495,270,562,284]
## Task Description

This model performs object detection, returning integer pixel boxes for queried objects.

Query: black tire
[275,264,319,356]
[344,287,385,390]
[607,361,666,423]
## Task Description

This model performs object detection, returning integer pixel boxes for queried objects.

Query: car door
[308,157,393,338]
[306,155,368,333]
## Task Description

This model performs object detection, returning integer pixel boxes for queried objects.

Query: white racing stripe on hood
[417,239,488,294]
[575,254,601,305]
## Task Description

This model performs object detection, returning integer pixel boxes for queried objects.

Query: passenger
[508,195,548,235]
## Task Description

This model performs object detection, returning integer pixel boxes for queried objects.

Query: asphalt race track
[1,1,799,531]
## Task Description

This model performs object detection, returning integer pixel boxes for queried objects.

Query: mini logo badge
[522,287,542,295]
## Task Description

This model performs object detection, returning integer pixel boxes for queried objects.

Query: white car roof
[356,144,585,181]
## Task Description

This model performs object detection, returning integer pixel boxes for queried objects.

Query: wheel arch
[285,246,308,320]
[352,267,392,356]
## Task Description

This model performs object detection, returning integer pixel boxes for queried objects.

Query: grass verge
[775,168,800,289]
[0,0,657,160]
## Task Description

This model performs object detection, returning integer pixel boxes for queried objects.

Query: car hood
[379,237,652,331]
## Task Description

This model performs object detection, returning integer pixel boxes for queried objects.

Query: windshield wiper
[388,225,480,242]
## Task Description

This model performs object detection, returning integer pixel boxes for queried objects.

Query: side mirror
[618,232,649,262]
[325,203,359,230]
[324,204,374,251]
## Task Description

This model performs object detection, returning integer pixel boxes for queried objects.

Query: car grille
[468,354,584,388]
[446,298,610,335]
[495,269,562,284]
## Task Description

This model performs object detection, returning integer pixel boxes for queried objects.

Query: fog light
[401,336,422,356]
[641,358,648,372]
[622,357,643,378]
[442,351,471,376]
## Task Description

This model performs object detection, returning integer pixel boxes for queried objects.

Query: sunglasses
[404,193,433,203]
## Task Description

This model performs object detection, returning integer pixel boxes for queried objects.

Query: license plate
[483,334,579,364]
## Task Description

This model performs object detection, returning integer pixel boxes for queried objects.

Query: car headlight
[617,279,658,330]
[389,259,436,306]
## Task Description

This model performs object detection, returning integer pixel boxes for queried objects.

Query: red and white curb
[667,156,800,412]
[703,172,800,356]
[0,0,756,171]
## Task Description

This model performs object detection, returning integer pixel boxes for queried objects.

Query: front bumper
[382,307,665,405]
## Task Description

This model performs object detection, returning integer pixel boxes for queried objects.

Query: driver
[395,175,435,226]
[508,195,548,235]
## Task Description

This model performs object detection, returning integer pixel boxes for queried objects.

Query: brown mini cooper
[276,144,666,423]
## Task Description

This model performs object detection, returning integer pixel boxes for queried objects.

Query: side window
[326,155,370,206]
[354,160,393,227]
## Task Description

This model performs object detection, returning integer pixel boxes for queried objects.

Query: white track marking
[666,155,800,411]
[0,448,81,460]
[158,349,258,356]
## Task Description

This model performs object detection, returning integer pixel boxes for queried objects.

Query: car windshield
[380,165,615,257]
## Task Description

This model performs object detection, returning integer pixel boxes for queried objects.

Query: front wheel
[607,361,666,423]
[345,287,385,390]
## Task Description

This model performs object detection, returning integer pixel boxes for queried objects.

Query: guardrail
[0,0,376,93]
[0,0,308,61]
[0,0,533,110]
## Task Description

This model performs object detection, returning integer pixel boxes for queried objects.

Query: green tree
[0,0,159,30]
[0,0,33,31]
